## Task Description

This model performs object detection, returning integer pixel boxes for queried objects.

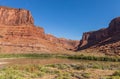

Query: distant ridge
[76,17,120,55]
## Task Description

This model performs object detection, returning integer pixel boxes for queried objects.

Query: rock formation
[3,6,120,55]
[76,28,108,50]
[45,34,79,50]
[76,17,120,55]
[0,6,34,26]
[0,6,78,53]
[108,17,120,35]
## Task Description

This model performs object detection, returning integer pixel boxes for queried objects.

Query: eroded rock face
[77,28,108,50]
[45,34,79,50]
[59,38,79,50]
[76,17,120,55]
[108,17,120,35]
[0,6,78,53]
[0,6,34,26]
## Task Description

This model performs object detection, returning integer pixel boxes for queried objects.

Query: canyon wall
[0,6,78,53]
[76,17,120,55]
[0,6,34,26]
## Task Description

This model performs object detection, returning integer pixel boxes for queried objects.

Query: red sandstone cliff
[0,6,34,25]
[0,6,78,53]
[76,17,120,55]
[45,34,79,50]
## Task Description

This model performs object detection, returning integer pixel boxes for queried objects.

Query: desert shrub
[47,64,69,70]
[92,64,102,69]
[56,72,72,79]
[71,72,84,79]
[81,73,91,78]
[103,76,120,79]
[0,53,120,62]
[70,64,86,70]
[0,65,48,79]
[110,76,120,79]
[0,69,26,79]
[113,71,120,76]
[103,71,120,79]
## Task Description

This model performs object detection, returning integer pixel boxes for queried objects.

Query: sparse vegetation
[0,61,119,79]
[101,71,120,79]
[0,53,120,62]
[113,71,120,76]
[0,64,90,79]
[0,53,119,79]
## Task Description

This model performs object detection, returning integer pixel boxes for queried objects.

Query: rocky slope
[0,6,78,53]
[76,17,120,55]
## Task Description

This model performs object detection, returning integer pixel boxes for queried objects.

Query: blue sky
[0,0,120,40]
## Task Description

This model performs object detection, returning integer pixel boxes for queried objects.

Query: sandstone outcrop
[108,17,120,35]
[0,6,78,53]
[0,6,34,26]
[76,28,108,50]
[76,17,120,55]
[45,34,79,50]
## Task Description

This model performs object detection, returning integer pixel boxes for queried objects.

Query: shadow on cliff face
[75,28,109,50]
[76,17,120,51]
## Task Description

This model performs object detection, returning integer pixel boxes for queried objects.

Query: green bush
[81,73,90,78]
[113,71,120,76]
[56,72,72,79]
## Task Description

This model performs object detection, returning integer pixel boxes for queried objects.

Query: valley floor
[0,52,119,79]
